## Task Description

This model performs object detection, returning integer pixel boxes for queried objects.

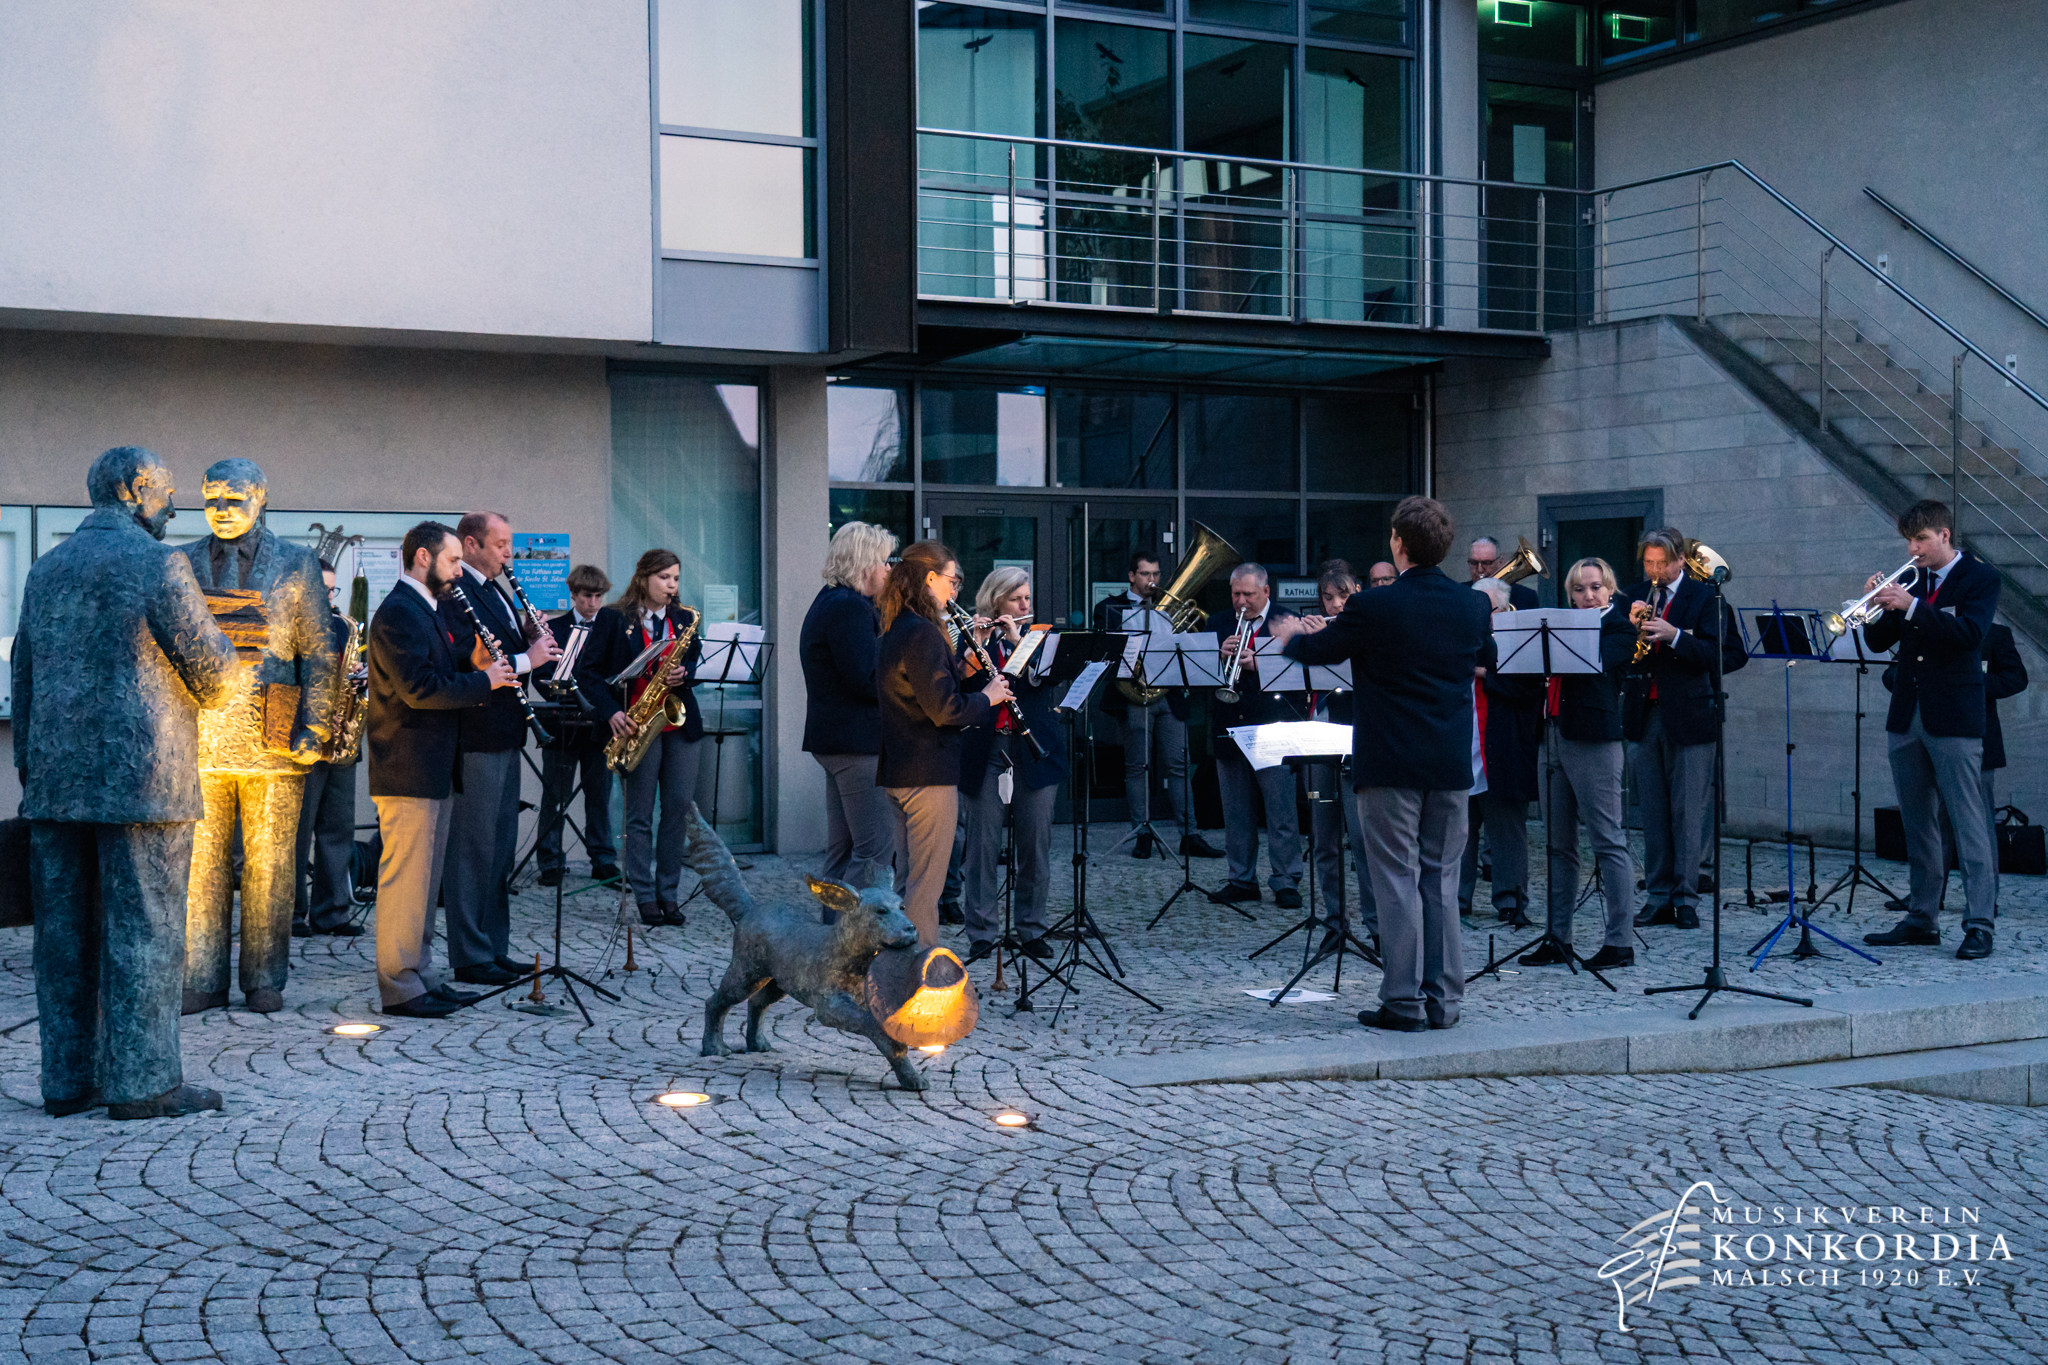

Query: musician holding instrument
[292,560,365,939]
[601,549,703,929]
[959,568,1065,963]
[1093,552,1214,860]
[875,541,1010,947]
[1306,567,1376,953]
[1467,537,1538,609]
[1461,579,1541,930]
[438,512,561,987]
[1858,500,2003,960]
[534,564,623,889]
[1206,564,1303,910]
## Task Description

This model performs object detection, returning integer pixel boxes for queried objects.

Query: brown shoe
[108,1084,224,1121]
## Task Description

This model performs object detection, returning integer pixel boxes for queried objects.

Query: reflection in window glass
[1182,35,1292,165]
[919,5,1045,180]
[1597,2,1677,61]
[1306,394,1411,494]
[829,489,914,550]
[921,386,1048,486]
[827,381,911,483]
[1185,393,1296,491]
[1477,0,1588,66]
[1307,501,1397,575]
[1188,0,1294,32]
[658,0,811,135]
[1054,390,1174,489]
[660,136,813,258]
[1186,497,1298,575]
[1692,0,1812,44]
[1310,0,1408,44]
[1303,50,1407,175]
[1054,19,1172,152]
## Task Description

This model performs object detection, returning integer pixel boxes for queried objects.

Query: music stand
[1136,632,1242,929]
[1814,624,1900,916]
[1467,610,1617,992]
[693,627,773,839]
[1108,606,1176,861]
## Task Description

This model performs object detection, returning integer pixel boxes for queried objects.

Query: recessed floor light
[329,1023,382,1037]
[993,1112,1030,1128]
[655,1091,712,1108]
[918,1044,946,1054]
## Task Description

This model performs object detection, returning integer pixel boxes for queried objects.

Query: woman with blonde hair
[602,548,702,928]
[875,541,1011,945]
[801,521,899,891]
[957,567,1065,962]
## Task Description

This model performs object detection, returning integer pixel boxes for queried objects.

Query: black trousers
[295,759,358,931]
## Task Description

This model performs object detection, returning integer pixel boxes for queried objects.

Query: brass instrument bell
[1490,535,1546,586]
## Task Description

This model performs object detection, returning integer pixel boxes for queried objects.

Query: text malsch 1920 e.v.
[1709,1204,2014,1289]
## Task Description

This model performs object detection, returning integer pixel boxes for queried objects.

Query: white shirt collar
[462,561,489,584]
[1929,552,1962,588]
[400,574,439,607]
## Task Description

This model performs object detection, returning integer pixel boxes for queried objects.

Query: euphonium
[1117,521,1240,705]
[605,606,701,775]
[320,613,369,764]
[1490,535,1546,586]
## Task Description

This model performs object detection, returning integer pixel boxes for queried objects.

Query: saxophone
[604,605,701,775]
[321,613,369,764]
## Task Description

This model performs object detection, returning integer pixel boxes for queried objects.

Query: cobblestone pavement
[2,825,2044,1363]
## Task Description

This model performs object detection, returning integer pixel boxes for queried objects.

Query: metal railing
[1865,186,2048,335]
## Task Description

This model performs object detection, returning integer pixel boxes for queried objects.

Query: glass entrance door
[924,496,1054,618]
[1065,498,1177,629]
[1481,81,1583,330]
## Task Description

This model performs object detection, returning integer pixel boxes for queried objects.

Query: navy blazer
[585,603,705,743]
[1552,605,1637,744]
[439,569,531,755]
[1620,575,1748,747]
[801,585,883,755]
[1862,551,2001,738]
[957,634,1067,792]
[537,609,614,753]
[1479,667,1543,805]
[1095,589,1192,721]
[1883,618,2026,768]
[876,612,995,788]
[1283,566,1494,791]
[1206,603,1303,731]
[367,581,493,799]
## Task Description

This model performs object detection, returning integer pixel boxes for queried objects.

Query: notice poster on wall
[702,583,740,623]
[512,533,571,611]
[353,545,402,612]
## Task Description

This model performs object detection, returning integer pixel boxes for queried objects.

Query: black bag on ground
[1995,806,2046,876]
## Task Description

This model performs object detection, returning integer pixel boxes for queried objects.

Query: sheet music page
[1060,661,1109,712]
[1003,625,1051,677]
[1226,720,1353,770]
[1119,632,1144,677]
[611,637,669,685]
[550,621,589,681]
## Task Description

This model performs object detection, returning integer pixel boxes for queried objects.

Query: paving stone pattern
[2,826,2044,1363]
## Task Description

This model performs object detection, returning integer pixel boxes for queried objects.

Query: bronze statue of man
[178,457,337,1013]
[13,446,241,1119]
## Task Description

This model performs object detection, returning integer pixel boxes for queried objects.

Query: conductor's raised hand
[981,674,1014,707]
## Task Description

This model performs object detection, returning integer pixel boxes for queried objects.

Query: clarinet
[945,600,1047,761]
[452,583,554,746]
[499,562,548,642]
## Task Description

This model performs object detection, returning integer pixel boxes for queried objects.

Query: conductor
[1269,496,1493,1032]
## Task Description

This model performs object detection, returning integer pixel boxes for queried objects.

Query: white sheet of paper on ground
[1244,988,1338,1003]
[1226,719,1354,770]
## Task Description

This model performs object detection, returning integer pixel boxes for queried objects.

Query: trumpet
[1821,559,1919,641]
[1215,610,1254,704]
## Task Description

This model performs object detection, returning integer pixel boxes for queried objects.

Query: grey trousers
[813,752,898,891]
[1217,742,1302,889]
[1938,770,2000,913]
[1360,788,1467,1027]
[443,748,520,970]
[187,770,305,1007]
[1545,739,1635,948]
[1121,698,1187,827]
[33,820,194,1107]
[1632,706,1715,911]
[537,745,615,872]
[622,729,703,907]
[886,784,959,946]
[1458,792,1529,915]
[1309,763,1375,935]
[1890,712,1995,933]
[295,759,358,932]
[962,745,1058,942]
[371,795,451,1007]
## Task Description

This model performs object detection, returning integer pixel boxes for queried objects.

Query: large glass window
[1185,393,1297,491]
[1182,35,1292,166]
[1188,0,1294,32]
[658,0,811,136]
[1186,497,1297,571]
[1596,2,1678,62]
[829,490,915,549]
[827,379,911,483]
[1055,389,1175,489]
[1305,393,1410,493]
[1310,0,1408,44]
[0,505,28,717]
[1054,20,1173,154]
[660,138,813,258]
[921,385,1049,486]
[1478,0,1589,65]
[918,6,1044,173]
[1307,500,1396,571]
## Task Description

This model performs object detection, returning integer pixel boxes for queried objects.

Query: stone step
[1756,1037,2048,1107]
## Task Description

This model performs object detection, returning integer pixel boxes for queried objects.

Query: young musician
[1859,500,2002,959]
[368,522,515,1018]
[293,561,363,938]
[605,549,703,929]
[875,541,1010,946]
[438,512,561,986]
[802,522,900,893]
[1461,580,1541,928]
[535,564,622,888]
[1094,552,1212,859]
[1622,528,1746,930]
[1273,497,1493,1032]
[1307,568,1375,951]
[1207,564,1303,909]
[959,568,1065,962]
[1521,558,1638,969]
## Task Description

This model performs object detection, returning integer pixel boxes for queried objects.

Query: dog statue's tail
[684,802,757,926]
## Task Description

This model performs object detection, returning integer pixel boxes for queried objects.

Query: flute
[452,583,554,746]
[945,600,1047,761]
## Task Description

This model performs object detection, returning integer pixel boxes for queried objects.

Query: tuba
[1116,522,1240,705]
[1490,535,1546,586]
[321,613,369,764]
[605,606,701,775]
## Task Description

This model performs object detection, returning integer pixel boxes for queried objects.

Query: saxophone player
[292,561,364,938]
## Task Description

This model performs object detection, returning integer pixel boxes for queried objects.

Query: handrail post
[1046,144,1059,304]
[1598,193,1611,323]
[1419,175,1433,329]
[1696,171,1709,321]
[1818,246,1834,427]
[1535,191,1546,333]
[1951,353,1964,508]
[1006,142,1017,303]
[1151,156,1163,314]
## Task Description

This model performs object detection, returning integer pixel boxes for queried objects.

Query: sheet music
[699,621,767,682]
[1003,624,1052,678]
[611,637,669,685]
[1060,661,1109,712]
[1226,720,1353,770]
[1118,631,1144,677]
[549,620,590,682]
[1253,636,1353,692]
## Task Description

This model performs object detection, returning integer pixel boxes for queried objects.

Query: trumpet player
[603,549,703,929]
[1859,500,2003,960]
[438,512,560,987]
[1622,528,1745,930]
[1207,564,1303,909]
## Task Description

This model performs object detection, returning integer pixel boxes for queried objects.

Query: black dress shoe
[965,940,995,963]
[1181,834,1224,859]
[381,993,464,1019]
[1865,921,1941,947]
[453,963,521,986]
[1133,831,1156,860]
[1209,880,1261,905]
[1020,936,1055,962]
[107,1084,223,1121]
[318,922,365,937]
[494,955,536,977]
[536,868,563,887]
[43,1095,91,1118]
[939,902,966,926]
[291,920,315,939]
[590,863,623,884]
[1634,903,1677,927]
[431,984,483,1007]
[1359,1007,1428,1033]
[1675,904,1700,930]
[638,901,665,927]
[1274,887,1303,910]
[657,902,688,927]
[1956,927,1994,960]
[1519,941,1573,967]
[1584,945,1635,970]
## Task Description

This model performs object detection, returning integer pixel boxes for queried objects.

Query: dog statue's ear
[806,875,862,917]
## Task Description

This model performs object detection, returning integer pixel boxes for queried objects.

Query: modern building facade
[4,0,2043,853]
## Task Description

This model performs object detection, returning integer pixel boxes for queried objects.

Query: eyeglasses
[936,572,963,587]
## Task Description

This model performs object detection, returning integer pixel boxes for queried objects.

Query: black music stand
[1014,634,1162,1022]
[1135,631,1239,929]
[1249,743,1383,1005]
[1467,611,1617,992]
[694,632,773,850]
[1106,606,1174,862]
[1813,626,1899,916]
